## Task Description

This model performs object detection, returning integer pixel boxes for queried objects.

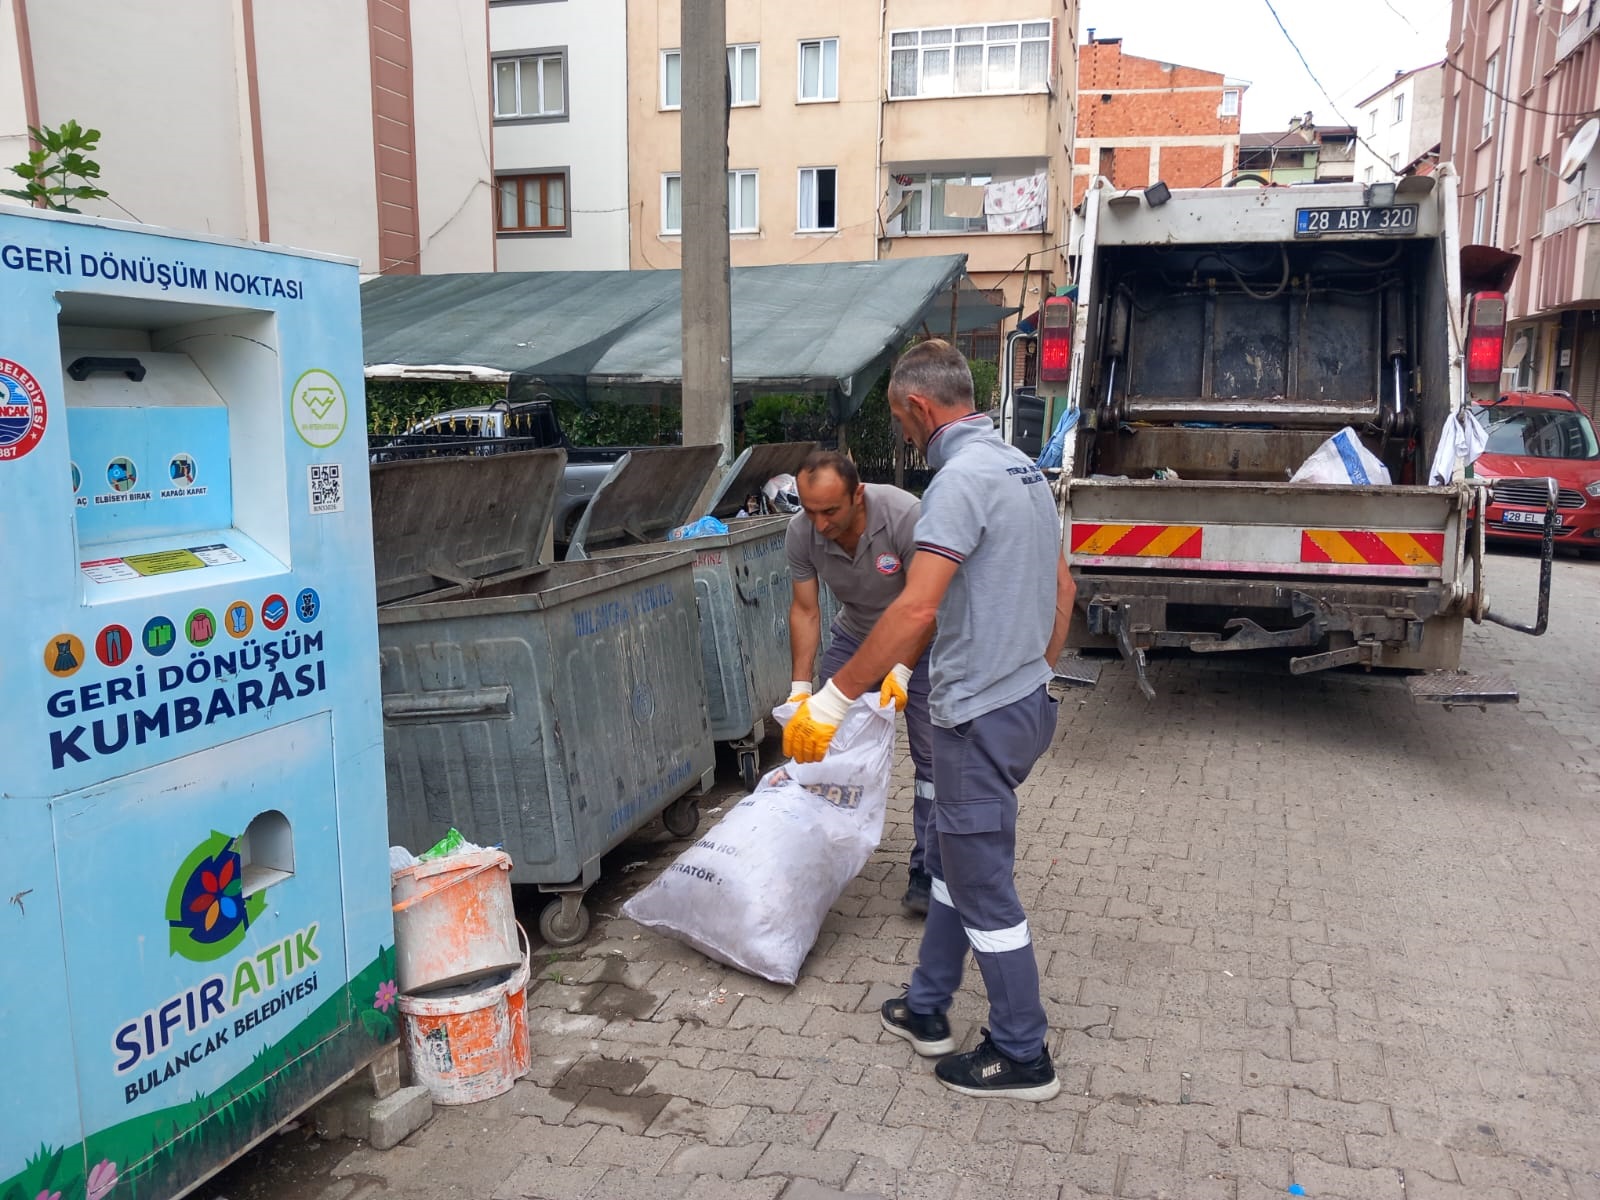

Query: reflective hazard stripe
[914,780,936,800]
[1300,529,1444,566]
[964,920,1031,954]
[930,877,954,908]
[1071,523,1203,558]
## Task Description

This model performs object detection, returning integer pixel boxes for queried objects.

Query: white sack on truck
[622,697,896,984]
[1290,426,1392,486]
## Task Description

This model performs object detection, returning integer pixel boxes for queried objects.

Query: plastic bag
[1428,407,1489,485]
[666,515,730,540]
[622,696,897,984]
[1290,426,1392,486]
[416,827,488,861]
[1034,407,1080,469]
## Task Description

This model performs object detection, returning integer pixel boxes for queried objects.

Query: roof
[1240,126,1355,149]
[362,256,1008,415]
[1355,60,1445,110]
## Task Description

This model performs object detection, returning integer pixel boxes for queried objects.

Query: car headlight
[1587,480,1600,498]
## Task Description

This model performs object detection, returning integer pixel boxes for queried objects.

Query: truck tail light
[1466,291,1506,385]
[1039,295,1074,382]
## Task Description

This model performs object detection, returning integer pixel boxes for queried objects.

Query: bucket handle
[392,857,510,915]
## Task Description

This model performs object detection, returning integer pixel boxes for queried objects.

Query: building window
[888,22,1051,98]
[1481,55,1498,140]
[1364,166,1374,184]
[798,167,837,230]
[728,43,760,106]
[661,49,681,110]
[729,169,759,232]
[1392,92,1405,123]
[493,51,565,119]
[1369,108,1378,136]
[663,173,682,235]
[497,173,568,232]
[1390,152,1402,172]
[1472,191,1487,243]
[1221,88,1239,117]
[889,170,998,234]
[799,37,839,102]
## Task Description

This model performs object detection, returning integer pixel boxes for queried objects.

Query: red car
[1471,391,1600,554]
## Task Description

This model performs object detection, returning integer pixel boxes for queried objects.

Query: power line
[1260,0,1406,177]
[1441,54,1599,121]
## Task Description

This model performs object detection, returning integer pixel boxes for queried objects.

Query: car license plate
[1295,205,1418,237]
[1501,509,1562,526]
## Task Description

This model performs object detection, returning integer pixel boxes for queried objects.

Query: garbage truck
[1002,166,1555,701]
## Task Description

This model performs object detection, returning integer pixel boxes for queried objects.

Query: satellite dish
[1560,117,1600,181]
[1508,332,1531,366]
[1562,0,1582,14]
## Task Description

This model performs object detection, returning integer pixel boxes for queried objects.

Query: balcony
[1542,188,1600,237]
[1556,5,1600,64]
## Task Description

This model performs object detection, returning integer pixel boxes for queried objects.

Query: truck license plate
[1502,509,1561,526]
[1295,205,1418,237]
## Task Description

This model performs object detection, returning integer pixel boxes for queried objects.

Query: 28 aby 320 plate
[1295,205,1418,237]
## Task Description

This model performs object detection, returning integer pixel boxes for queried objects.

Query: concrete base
[311,1045,431,1149]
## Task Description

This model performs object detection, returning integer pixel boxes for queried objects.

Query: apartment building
[1236,117,1357,185]
[625,0,1078,316]
[0,0,493,275]
[1073,33,1246,207]
[490,0,631,270]
[1443,0,1600,409]
[1353,62,1444,185]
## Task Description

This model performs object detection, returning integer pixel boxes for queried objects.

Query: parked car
[1471,391,1600,554]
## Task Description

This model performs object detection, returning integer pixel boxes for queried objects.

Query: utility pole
[680,0,734,464]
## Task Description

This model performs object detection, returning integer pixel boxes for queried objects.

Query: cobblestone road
[213,548,1600,1200]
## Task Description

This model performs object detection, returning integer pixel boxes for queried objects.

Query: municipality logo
[166,831,268,962]
[290,368,348,448]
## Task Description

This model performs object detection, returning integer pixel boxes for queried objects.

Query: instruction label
[81,544,246,584]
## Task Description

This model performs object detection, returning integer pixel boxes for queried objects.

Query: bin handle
[382,685,513,722]
[425,557,479,591]
[67,355,146,382]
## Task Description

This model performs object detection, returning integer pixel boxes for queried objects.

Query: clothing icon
[55,640,78,671]
[48,635,83,676]
[95,624,133,668]
[226,601,253,638]
[144,616,177,656]
[261,594,289,630]
[187,609,217,646]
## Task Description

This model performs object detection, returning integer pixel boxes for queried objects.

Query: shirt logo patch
[875,553,901,576]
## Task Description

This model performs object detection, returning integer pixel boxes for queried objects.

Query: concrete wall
[494,0,630,271]
[413,0,494,272]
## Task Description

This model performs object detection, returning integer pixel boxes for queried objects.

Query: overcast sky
[1077,0,1451,133]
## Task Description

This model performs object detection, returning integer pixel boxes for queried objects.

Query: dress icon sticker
[143,616,178,657]
[260,593,289,631]
[225,600,253,638]
[0,358,48,462]
[45,633,85,678]
[290,369,348,448]
[107,457,138,493]
[295,587,321,623]
[95,624,134,668]
[186,608,218,648]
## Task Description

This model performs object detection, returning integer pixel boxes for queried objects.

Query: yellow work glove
[783,680,851,763]
[788,680,813,704]
[879,663,912,712]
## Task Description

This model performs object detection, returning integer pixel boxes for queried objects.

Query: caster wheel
[538,898,590,947]
[738,750,760,792]
[662,796,700,838]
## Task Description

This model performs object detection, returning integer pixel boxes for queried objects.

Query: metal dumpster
[373,448,716,946]
[567,442,818,789]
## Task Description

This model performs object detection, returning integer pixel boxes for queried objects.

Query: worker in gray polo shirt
[784,339,1075,1102]
[786,449,935,915]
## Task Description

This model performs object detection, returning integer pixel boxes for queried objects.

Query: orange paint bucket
[399,925,532,1105]
[392,848,520,993]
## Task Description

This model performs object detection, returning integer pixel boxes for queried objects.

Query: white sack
[1291,426,1392,486]
[1428,407,1490,486]
[622,696,897,984]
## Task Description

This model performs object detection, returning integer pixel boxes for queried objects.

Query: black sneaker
[934,1030,1060,1101]
[902,869,931,916]
[880,995,955,1057]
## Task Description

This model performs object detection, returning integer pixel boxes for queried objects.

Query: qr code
[308,463,344,514]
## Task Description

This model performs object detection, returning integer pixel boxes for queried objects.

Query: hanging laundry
[941,183,986,218]
[984,171,1048,233]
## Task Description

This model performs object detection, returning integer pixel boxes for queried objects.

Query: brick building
[1073,33,1246,206]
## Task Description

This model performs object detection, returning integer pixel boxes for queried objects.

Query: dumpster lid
[706,440,820,519]
[370,448,567,603]
[566,444,723,557]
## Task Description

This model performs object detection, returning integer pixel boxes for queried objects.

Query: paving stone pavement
[212,549,1600,1200]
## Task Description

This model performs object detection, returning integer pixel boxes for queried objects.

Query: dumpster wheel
[662,796,701,838]
[738,750,761,792]
[539,896,591,947]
